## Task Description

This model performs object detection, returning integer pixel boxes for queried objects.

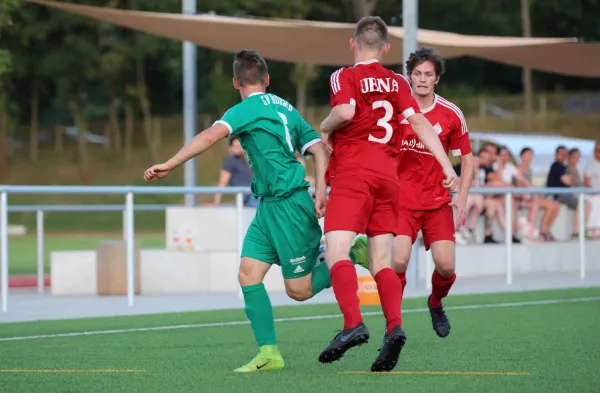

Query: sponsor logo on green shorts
[289,256,306,265]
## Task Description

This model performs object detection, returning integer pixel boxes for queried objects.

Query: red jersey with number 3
[326,59,420,184]
[398,94,472,210]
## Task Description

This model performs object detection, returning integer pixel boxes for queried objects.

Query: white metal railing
[0,185,599,313]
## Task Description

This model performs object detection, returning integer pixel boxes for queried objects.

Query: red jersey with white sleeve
[326,60,420,184]
[397,94,471,210]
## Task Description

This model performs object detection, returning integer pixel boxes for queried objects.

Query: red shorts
[396,204,455,250]
[324,175,399,237]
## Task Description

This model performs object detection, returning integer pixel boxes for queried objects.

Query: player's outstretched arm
[307,141,329,218]
[408,113,459,190]
[320,104,355,134]
[143,123,230,182]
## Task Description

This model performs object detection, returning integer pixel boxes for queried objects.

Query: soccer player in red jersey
[394,48,474,338]
[318,18,459,372]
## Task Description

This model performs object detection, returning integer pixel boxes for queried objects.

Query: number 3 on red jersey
[330,67,417,146]
[369,100,393,144]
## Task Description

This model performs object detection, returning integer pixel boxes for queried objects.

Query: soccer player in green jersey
[144,49,368,373]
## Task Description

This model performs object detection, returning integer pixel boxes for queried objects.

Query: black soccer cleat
[370,325,407,372]
[318,322,370,363]
[428,295,451,338]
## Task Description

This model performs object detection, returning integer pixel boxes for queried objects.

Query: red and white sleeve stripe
[330,68,344,94]
[437,96,468,135]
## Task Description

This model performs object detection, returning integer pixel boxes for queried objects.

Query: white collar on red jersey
[354,59,379,66]
[420,94,439,114]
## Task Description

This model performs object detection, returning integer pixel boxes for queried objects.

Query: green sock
[310,261,332,297]
[242,283,276,347]
[349,251,356,264]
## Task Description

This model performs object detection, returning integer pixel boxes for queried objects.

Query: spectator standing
[208,136,259,207]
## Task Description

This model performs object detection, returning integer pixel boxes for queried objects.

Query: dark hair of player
[354,16,388,51]
[233,49,268,87]
[406,47,445,77]
[569,148,580,156]
[520,147,533,156]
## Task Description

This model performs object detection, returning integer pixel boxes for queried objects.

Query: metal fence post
[579,193,586,280]
[236,192,244,300]
[122,209,127,241]
[1,192,8,312]
[505,193,513,285]
[125,192,135,307]
[37,210,45,293]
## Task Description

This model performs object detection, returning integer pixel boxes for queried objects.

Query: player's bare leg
[236,257,284,372]
[285,242,368,301]
[428,240,456,338]
[369,234,407,372]
[283,275,314,301]
[318,230,370,364]
[391,235,413,296]
[283,244,327,301]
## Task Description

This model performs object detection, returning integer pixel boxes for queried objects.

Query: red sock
[397,271,407,295]
[429,270,456,308]
[330,260,363,329]
[374,268,403,334]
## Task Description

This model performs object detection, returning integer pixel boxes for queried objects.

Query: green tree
[37,5,103,183]
[8,3,56,163]
[0,0,19,180]
[98,0,129,155]
[206,57,238,115]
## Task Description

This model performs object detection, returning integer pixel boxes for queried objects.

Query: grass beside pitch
[1,288,599,393]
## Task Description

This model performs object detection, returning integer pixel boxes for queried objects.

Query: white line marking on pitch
[0,296,598,343]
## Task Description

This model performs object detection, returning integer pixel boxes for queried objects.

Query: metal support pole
[236,192,244,300]
[183,0,198,206]
[37,210,45,293]
[505,193,513,285]
[125,192,135,306]
[402,0,418,77]
[1,192,8,312]
[122,209,127,241]
[579,193,586,280]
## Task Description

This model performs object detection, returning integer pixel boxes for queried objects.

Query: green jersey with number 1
[215,92,321,199]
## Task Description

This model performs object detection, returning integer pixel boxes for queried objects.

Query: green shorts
[242,189,322,279]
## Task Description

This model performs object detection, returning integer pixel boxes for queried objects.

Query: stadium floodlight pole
[125,192,135,307]
[1,192,8,312]
[402,0,418,78]
[183,0,198,206]
[403,0,420,288]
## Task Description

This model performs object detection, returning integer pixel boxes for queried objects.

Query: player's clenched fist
[442,168,459,192]
[144,163,171,181]
[314,190,327,219]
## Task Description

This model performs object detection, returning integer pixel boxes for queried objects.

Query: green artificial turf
[1,288,599,392]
